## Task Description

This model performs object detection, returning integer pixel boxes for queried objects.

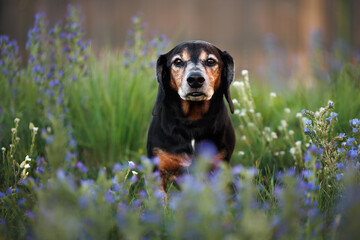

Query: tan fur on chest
[181,100,210,121]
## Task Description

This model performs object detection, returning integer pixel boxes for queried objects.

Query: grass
[1,5,360,239]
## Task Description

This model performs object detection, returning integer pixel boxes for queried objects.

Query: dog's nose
[187,72,205,88]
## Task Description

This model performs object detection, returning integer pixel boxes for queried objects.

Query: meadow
[1,5,360,240]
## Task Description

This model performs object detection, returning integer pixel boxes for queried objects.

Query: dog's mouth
[188,92,205,97]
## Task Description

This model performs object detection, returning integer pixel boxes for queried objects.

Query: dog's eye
[173,58,184,67]
[206,58,216,66]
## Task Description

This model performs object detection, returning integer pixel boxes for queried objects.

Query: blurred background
[1,0,359,85]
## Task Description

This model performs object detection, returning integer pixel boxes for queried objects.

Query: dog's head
[153,40,234,115]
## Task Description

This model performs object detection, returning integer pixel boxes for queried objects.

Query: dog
[147,40,235,192]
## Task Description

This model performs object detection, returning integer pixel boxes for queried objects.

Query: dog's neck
[180,100,210,121]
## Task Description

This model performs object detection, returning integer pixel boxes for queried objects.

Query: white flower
[270,92,277,98]
[284,108,291,114]
[24,164,31,169]
[132,170,138,175]
[256,112,261,118]
[233,81,244,88]
[271,132,278,139]
[290,147,296,155]
[315,111,320,117]
[1,147,5,152]
[296,113,302,118]
[241,69,249,76]
[11,128,17,134]
[249,109,254,113]
[289,130,294,135]
[281,120,287,128]
[280,151,285,155]
[33,127,39,134]
[14,118,20,124]
[240,109,246,117]
[128,161,136,169]
[232,99,240,106]
[247,122,255,127]
[238,151,245,156]
[234,109,240,115]
[295,141,301,148]
[25,155,31,162]
[241,136,247,141]
[274,152,279,156]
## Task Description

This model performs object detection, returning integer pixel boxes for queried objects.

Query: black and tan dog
[147,40,235,191]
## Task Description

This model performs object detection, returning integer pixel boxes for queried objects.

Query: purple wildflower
[330,112,338,118]
[348,149,358,158]
[304,119,312,125]
[78,196,88,209]
[350,118,359,126]
[112,184,120,192]
[325,117,332,123]
[25,210,36,220]
[304,126,310,133]
[337,148,345,153]
[336,174,342,181]
[338,133,346,138]
[104,191,115,203]
[75,161,88,173]
[336,162,344,169]
[112,163,123,172]
[346,138,355,146]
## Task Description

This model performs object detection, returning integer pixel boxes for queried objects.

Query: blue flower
[346,138,355,146]
[336,174,342,181]
[112,184,120,192]
[302,170,312,178]
[6,188,12,195]
[304,119,312,125]
[350,118,359,126]
[112,163,123,172]
[304,126,310,133]
[306,182,315,191]
[328,101,334,108]
[315,161,321,169]
[336,162,344,169]
[75,161,87,173]
[337,133,345,138]
[330,112,338,118]
[25,210,36,220]
[348,149,358,158]
[325,117,332,123]
[104,191,115,203]
[78,197,88,209]
[337,148,345,153]
[232,165,243,175]
[301,109,306,114]
[0,192,5,198]
[353,128,358,133]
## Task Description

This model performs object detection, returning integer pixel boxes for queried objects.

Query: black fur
[147,41,235,162]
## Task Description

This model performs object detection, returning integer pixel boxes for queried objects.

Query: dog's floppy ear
[152,54,168,116]
[221,51,235,114]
